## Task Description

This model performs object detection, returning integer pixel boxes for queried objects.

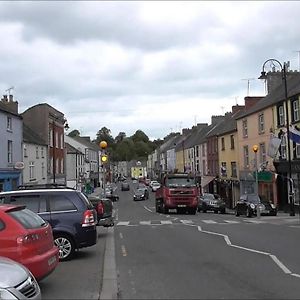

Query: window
[293,99,300,122]
[60,158,64,174]
[231,162,237,178]
[49,128,53,147]
[36,146,39,159]
[8,208,46,229]
[49,194,77,212]
[195,145,199,157]
[221,162,227,176]
[23,145,27,157]
[8,140,12,163]
[242,119,248,138]
[259,143,266,164]
[0,219,4,231]
[230,135,234,149]
[60,134,64,149]
[221,137,225,150]
[258,113,264,134]
[42,162,45,179]
[41,147,44,158]
[9,195,47,213]
[55,131,59,149]
[7,116,12,131]
[243,145,249,168]
[29,161,35,180]
[280,136,287,159]
[296,144,300,159]
[278,105,285,126]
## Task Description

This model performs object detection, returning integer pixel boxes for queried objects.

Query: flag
[267,136,282,158]
[288,126,300,144]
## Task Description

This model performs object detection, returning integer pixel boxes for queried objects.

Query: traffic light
[101,154,108,163]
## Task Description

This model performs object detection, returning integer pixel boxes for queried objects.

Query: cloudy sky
[0,1,300,140]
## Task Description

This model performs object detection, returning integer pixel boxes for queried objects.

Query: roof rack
[18,184,75,190]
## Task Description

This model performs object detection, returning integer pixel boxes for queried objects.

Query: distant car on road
[151,181,161,192]
[121,182,130,191]
[137,184,149,199]
[235,194,277,217]
[198,193,226,214]
[133,188,147,201]
[0,256,41,299]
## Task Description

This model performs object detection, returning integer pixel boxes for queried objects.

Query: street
[39,181,300,299]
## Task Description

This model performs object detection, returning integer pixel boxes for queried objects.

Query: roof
[206,115,227,138]
[65,142,84,154]
[23,124,47,146]
[0,101,22,118]
[71,135,99,150]
[216,109,246,136]
[237,74,300,119]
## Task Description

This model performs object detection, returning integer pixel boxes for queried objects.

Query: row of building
[146,70,300,213]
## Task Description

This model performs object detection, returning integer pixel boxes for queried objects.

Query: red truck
[155,173,200,214]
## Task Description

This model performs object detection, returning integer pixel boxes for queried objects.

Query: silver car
[0,257,41,299]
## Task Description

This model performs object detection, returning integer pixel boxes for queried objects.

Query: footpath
[89,186,118,300]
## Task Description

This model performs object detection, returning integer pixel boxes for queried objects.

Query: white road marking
[144,206,152,213]
[195,224,300,279]
[119,232,123,239]
[180,220,194,224]
[117,221,130,226]
[224,220,240,224]
[140,221,151,225]
[121,245,127,257]
[161,220,173,225]
[202,220,217,224]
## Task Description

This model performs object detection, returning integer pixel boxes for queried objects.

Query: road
[114,181,300,299]
[39,181,300,299]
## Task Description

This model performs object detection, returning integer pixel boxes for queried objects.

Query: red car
[0,204,59,281]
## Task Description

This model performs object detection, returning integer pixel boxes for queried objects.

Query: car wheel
[54,233,75,261]
[214,210,218,214]
[155,201,160,213]
[220,208,226,214]
[202,209,207,213]
[189,208,197,215]
[162,203,168,214]
[235,209,240,216]
[246,207,252,218]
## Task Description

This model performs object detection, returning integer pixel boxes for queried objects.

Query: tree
[94,127,114,147]
[68,129,80,137]
[115,132,126,143]
[131,130,149,143]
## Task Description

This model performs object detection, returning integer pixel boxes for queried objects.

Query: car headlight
[270,203,276,209]
[250,203,255,209]
[0,288,18,300]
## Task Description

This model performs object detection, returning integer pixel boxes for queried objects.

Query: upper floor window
[243,145,249,168]
[49,128,53,147]
[36,146,39,159]
[55,132,59,149]
[195,145,199,157]
[231,161,237,178]
[7,116,12,131]
[23,145,27,157]
[280,136,287,159]
[220,162,227,176]
[41,147,44,158]
[258,113,264,134]
[230,135,235,149]
[8,140,13,163]
[242,119,248,138]
[292,99,300,122]
[29,161,35,180]
[60,134,64,149]
[259,142,266,164]
[221,137,225,151]
[278,105,285,126]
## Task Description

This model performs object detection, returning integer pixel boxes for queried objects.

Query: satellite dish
[14,162,24,170]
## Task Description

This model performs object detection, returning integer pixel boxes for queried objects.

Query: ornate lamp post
[258,59,295,216]
[252,144,260,219]
[99,141,108,191]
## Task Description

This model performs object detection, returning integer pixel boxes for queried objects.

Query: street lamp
[99,141,108,191]
[258,58,295,216]
[252,144,260,219]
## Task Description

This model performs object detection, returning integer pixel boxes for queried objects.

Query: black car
[133,188,147,201]
[198,193,226,214]
[88,195,114,227]
[121,182,130,191]
[235,194,277,217]
[137,184,149,199]
[0,184,98,261]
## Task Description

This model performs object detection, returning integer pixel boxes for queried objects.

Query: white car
[151,182,161,192]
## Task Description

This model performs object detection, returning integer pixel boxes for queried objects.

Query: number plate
[177,205,186,207]
[48,256,56,266]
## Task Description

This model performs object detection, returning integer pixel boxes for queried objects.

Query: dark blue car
[0,185,98,261]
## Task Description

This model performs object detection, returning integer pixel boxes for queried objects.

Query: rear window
[79,192,95,210]
[9,194,47,213]
[0,219,5,231]
[8,208,47,229]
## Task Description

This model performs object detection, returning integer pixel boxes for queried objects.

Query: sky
[1,1,300,141]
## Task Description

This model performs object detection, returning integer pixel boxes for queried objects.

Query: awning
[201,176,215,188]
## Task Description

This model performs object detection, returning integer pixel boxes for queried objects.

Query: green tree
[68,129,80,137]
[131,130,149,143]
[94,127,114,147]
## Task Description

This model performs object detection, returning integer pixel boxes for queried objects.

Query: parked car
[0,204,59,281]
[0,184,98,262]
[121,182,130,191]
[0,256,41,299]
[198,193,226,214]
[88,195,114,227]
[137,184,149,199]
[133,188,147,201]
[151,181,161,192]
[104,187,119,202]
[235,194,277,217]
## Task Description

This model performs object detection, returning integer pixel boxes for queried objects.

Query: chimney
[232,105,245,114]
[211,115,225,125]
[1,94,18,114]
[244,96,263,110]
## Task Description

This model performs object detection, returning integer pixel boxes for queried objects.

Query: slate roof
[217,109,246,136]
[66,142,84,154]
[206,115,227,137]
[236,74,300,120]
[23,124,47,146]
[159,133,181,153]
[0,101,22,118]
[71,135,99,151]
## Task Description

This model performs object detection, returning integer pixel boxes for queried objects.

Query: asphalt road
[114,181,300,299]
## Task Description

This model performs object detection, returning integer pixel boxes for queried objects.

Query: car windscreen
[165,177,196,187]
[8,208,47,229]
[247,195,261,203]
[203,194,215,200]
